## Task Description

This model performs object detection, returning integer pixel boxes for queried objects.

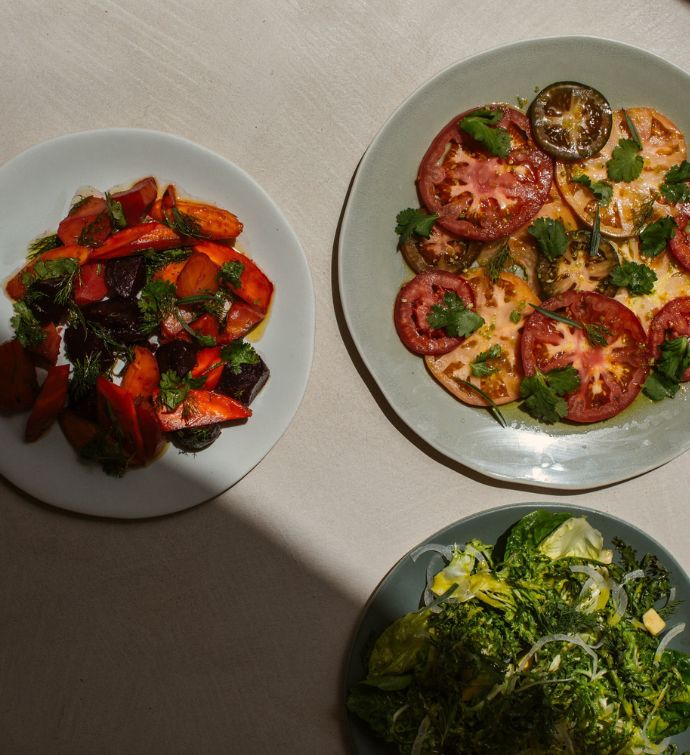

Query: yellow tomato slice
[614,237,690,332]
[425,270,540,406]
[556,107,686,237]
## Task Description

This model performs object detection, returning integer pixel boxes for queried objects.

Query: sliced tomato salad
[2,177,273,476]
[394,86,690,425]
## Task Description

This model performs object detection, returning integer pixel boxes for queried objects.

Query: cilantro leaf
[22,257,79,306]
[138,279,177,333]
[519,366,580,423]
[104,192,127,230]
[218,260,245,289]
[426,292,484,338]
[571,173,613,206]
[158,370,206,411]
[10,300,45,348]
[470,344,502,377]
[459,110,511,158]
[609,261,657,296]
[660,160,690,204]
[395,208,439,242]
[527,217,568,262]
[640,216,677,258]
[607,139,644,182]
[220,340,260,375]
[644,336,690,401]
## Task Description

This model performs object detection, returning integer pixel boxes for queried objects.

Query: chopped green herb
[79,431,130,477]
[609,260,657,296]
[527,217,568,262]
[571,173,613,206]
[470,344,502,377]
[10,300,45,348]
[104,192,126,230]
[606,138,643,182]
[459,109,511,158]
[509,309,521,324]
[26,233,62,260]
[589,205,601,258]
[157,370,206,411]
[644,336,690,401]
[520,366,580,423]
[487,242,510,282]
[516,95,528,109]
[427,292,484,338]
[138,279,177,333]
[623,109,642,149]
[78,212,111,247]
[220,339,260,374]
[395,208,439,242]
[660,160,690,204]
[69,352,103,401]
[584,323,611,348]
[455,379,506,427]
[219,260,245,289]
[163,206,208,238]
[142,247,192,280]
[21,257,80,306]
[639,216,677,258]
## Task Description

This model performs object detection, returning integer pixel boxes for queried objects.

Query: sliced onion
[654,622,686,665]
[609,569,644,626]
[520,634,599,679]
[410,716,430,755]
[410,543,454,562]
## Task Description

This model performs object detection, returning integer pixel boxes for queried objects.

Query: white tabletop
[1,2,690,753]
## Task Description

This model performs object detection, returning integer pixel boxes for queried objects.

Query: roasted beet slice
[170,424,222,453]
[105,256,146,299]
[27,280,70,325]
[82,300,147,343]
[64,324,111,365]
[217,356,269,405]
[155,339,199,378]
[68,389,100,423]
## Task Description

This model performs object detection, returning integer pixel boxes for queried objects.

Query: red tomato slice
[417,105,553,241]
[647,296,690,381]
[394,270,475,355]
[521,290,649,423]
[668,204,690,271]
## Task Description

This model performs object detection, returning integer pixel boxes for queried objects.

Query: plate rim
[337,35,690,490]
[0,127,315,518]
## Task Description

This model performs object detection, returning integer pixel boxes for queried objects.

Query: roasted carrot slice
[96,376,145,458]
[175,252,220,299]
[89,222,183,260]
[57,195,109,245]
[219,300,264,342]
[155,388,250,431]
[121,346,160,400]
[73,261,109,306]
[59,409,100,452]
[135,400,165,464]
[153,259,187,286]
[27,323,61,370]
[150,188,243,240]
[191,347,223,390]
[194,241,273,313]
[0,340,39,413]
[111,177,158,226]
[6,244,90,300]
[159,307,194,342]
[189,313,220,341]
[25,364,70,442]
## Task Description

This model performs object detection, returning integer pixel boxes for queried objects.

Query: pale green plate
[345,503,690,753]
[338,37,690,489]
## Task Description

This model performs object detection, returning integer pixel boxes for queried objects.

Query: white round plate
[0,129,314,518]
[338,37,690,490]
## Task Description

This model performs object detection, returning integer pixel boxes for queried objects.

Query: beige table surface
[2,2,690,753]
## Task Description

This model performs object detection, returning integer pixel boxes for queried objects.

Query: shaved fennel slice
[654,622,686,665]
[610,569,645,626]
[520,634,599,679]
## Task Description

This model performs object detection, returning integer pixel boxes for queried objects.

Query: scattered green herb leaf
[660,160,690,204]
[640,216,677,258]
[610,260,657,296]
[571,173,613,206]
[427,292,484,338]
[520,366,580,423]
[459,109,511,158]
[220,340,260,375]
[528,218,568,262]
